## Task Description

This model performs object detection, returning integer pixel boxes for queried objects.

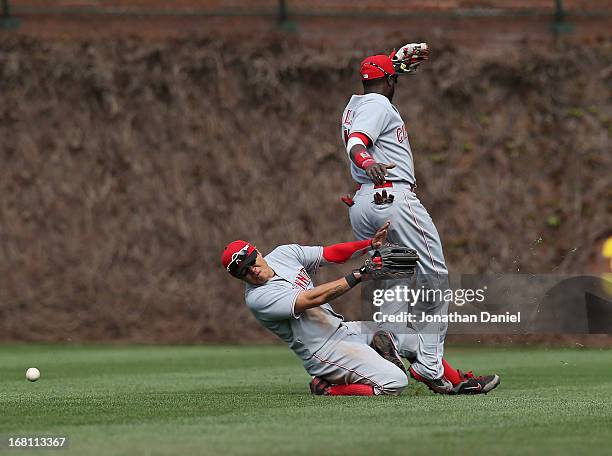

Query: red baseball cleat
[451,370,501,395]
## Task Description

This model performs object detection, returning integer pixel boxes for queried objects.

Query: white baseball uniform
[245,244,417,395]
[341,92,450,380]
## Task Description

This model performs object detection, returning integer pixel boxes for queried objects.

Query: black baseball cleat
[370,331,407,375]
[451,371,501,395]
[309,376,331,395]
[408,365,453,394]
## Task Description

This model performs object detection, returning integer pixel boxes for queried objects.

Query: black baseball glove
[357,244,419,281]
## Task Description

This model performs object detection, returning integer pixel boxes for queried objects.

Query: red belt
[356,181,416,191]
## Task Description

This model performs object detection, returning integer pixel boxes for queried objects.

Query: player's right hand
[365,162,395,185]
[371,221,390,249]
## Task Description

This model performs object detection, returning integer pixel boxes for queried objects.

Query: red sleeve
[322,239,372,264]
[348,132,371,147]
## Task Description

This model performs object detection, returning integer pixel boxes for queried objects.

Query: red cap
[221,240,258,277]
[360,54,395,80]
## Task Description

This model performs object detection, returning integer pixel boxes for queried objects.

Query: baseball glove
[391,42,429,75]
[357,244,419,280]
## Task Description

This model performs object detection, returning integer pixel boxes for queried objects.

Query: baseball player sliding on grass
[340,44,500,393]
[222,222,499,396]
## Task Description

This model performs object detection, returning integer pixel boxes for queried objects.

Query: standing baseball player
[222,221,500,395]
[340,46,498,393]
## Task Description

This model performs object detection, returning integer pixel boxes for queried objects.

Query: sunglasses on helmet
[226,245,258,277]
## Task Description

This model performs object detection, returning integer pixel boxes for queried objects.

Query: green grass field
[1,344,611,456]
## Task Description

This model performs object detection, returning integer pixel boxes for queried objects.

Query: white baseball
[26,367,40,382]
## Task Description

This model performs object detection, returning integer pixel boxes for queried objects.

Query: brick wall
[10,0,612,13]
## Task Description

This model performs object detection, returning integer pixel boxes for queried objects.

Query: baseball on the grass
[26,367,40,382]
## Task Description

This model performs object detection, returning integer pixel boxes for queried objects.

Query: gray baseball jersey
[245,244,412,394]
[341,92,450,381]
[341,93,415,185]
[245,244,344,361]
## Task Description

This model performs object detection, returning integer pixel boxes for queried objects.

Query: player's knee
[382,367,409,395]
[394,371,410,391]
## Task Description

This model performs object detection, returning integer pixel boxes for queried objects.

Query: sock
[328,384,375,396]
[408,365,426,382]
[442,358,462,385]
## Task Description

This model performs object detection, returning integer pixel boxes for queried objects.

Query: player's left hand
[371,221,390,249]
[354,244,419,282]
